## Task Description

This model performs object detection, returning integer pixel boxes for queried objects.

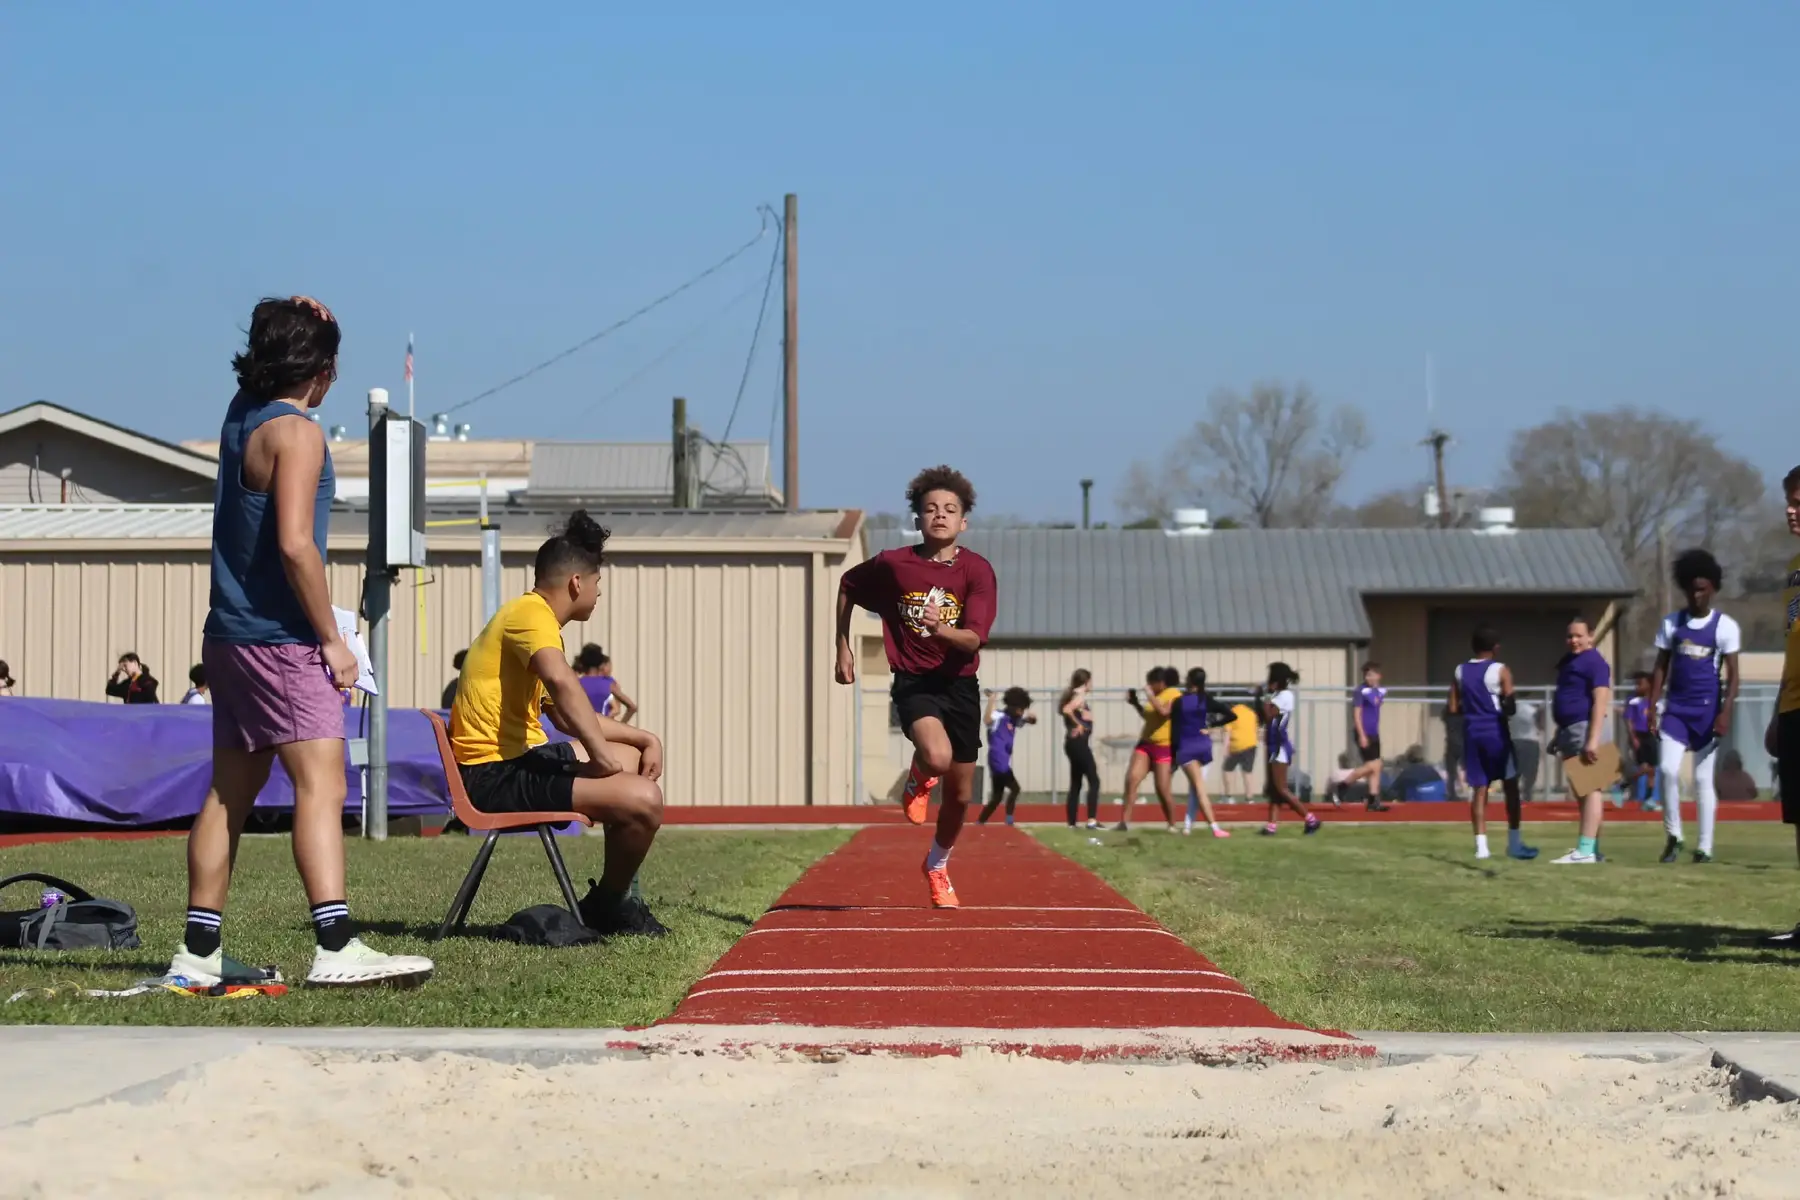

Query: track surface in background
[663,824,1314,1030]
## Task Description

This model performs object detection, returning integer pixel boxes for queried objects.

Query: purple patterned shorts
[202,639,346,752]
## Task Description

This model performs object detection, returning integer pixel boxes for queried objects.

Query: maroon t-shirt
[841,545,997,677]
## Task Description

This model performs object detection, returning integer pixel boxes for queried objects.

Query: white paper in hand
[331,606,379,696]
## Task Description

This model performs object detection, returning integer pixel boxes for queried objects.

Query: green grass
[1039,821,1800,1032]
[0,828,846,1027]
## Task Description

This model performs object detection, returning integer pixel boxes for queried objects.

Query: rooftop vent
[1167,507,1212,536]
[1476,506,1516,534]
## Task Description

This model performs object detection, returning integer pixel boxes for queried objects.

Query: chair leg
[539,825,584,916]
[437,831,500,941]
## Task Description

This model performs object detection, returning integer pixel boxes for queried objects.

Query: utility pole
[1424,430,1452,529]
[1080,479,1093,530]
[1658,523,1671,616]
[672,396,692,509]
[364,387,393,840]
[782,192,799,511]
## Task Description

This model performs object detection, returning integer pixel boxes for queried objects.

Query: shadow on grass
[1477,917,1799,964]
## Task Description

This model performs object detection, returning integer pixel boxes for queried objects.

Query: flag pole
[407,332,415,417]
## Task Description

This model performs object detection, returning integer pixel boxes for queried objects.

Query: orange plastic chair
[422,710,593,940]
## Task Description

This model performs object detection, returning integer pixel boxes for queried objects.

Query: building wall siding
[0,546,857,808]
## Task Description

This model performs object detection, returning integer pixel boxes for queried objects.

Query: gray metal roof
[527,441,777,503]
[0,505,855,543]
[865,527,1636,641]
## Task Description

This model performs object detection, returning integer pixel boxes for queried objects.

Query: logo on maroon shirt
[899,587,962,638]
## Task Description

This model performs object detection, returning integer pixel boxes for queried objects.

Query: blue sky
[2,1,1795,521]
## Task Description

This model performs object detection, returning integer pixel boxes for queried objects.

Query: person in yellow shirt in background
[1764,467,1800,948]
[450,510,668,938]
[1220,695,1262,804]
[1115,667,1182,833]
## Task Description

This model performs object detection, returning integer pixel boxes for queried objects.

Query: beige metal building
[0,504,867,807]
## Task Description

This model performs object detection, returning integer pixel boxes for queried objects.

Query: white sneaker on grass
[166,943,223,987]
[1550,849,1600,865]
[304,937,434,988]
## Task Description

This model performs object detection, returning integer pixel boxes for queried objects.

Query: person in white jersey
[1647,548,1741,864]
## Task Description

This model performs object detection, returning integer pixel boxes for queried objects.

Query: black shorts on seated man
[448,510,668,937]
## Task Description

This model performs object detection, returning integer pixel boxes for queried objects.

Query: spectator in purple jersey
[1547,618,1612,865]
[977,687,1035,824]
[574,643,638,724]
[1354,663,1385,764]
[1647,548,1740,864]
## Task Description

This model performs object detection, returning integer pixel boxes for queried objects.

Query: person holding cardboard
[1549,617,1614,865]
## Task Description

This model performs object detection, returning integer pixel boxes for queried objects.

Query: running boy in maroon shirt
[836,465,997,908]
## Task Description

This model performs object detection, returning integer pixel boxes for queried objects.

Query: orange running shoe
[900,764,938,825]
[922,858,960,908]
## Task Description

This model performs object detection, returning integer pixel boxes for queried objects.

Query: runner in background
[1624,672,1660,811]
[835,465,997,909]
[1648,549,1740,865]
[977,687,1035,825]
[1172,667,1232,837]
[1259,662,1320,836]
[1763,466,1800,947]
[1448,627,1538,861]
[1118,667,1181,833]
[1059,669,1101,829]
[1220,695,1260,804]
[1549,617,1612,865]
[573,644,638,723]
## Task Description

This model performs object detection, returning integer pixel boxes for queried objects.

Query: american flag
[404,334,414,383]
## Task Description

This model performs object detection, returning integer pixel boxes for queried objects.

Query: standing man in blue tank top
[1647,548,1741,865]
[1447,627,1538,861]
[166,297,432,989]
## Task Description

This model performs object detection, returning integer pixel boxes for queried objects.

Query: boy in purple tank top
[1447,627,1537,861]
[977,687,1035,824]
[1648,549,1741,864]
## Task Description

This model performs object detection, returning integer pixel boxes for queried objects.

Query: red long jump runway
[650,825,1367,1063]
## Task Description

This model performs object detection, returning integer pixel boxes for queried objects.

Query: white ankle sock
[1475,834,1490,857]
[926,840,952,871]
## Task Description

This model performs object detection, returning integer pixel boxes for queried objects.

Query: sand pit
[2,1045,1796,1198]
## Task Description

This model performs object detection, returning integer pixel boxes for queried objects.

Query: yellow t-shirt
[1782,551,1800,714]
[450,592,566,765]
[1138,687,1181,746]
[1226,704,1258,753]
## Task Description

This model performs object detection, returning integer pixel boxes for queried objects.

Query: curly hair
[231,297,341,399]
[906,465,976,515]
[1002,686,1032,710]
[574,643,609,672]
[1673,547,1723,590]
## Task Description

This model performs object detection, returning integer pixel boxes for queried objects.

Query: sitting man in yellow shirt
[450,510,668,938]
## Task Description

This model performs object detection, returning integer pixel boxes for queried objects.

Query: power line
[443,208,775,416]
[561,275,773,431]
[703,222,783,490]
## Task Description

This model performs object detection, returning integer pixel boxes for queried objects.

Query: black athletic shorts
[1630,730,1660,770]
[891,672,982,764]
[460,742,580,814]
[1359,737,1383,764]
[1779,710,1800,825]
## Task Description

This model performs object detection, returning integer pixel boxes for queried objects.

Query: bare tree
[1119,382,1370,527]
[1496,407,1765,652]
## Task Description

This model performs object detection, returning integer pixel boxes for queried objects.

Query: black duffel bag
[0,872,141,951]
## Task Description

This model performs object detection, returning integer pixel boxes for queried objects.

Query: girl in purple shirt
[977,687,1035,825]
[574,643,637,724]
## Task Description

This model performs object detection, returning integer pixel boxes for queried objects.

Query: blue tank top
[203,392,335,645]
[1457,660,1505,736]
[1171,692,1212,759]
